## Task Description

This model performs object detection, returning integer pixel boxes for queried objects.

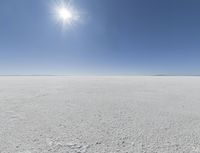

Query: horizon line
[0,74,200,77]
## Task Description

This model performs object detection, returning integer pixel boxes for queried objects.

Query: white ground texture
[1,76,200,153]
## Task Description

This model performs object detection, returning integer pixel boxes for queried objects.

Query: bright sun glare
[53,0,80,29]
[58,7,73,21]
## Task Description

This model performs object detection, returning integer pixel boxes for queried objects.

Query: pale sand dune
[0,76,200,153]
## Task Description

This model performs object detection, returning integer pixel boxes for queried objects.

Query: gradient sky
[0,0,200,75]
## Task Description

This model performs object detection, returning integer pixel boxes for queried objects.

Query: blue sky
[0,0,200,75]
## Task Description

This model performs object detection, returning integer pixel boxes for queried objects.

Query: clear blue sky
[0,0,200,75]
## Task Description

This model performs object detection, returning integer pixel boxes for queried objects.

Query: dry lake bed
[0,76,200,153]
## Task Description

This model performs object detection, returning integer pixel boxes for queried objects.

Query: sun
[52,0,80,29]
[57,7,73,21]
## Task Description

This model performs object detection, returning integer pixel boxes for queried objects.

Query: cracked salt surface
[45,138,90,153]
[1,76,200,153]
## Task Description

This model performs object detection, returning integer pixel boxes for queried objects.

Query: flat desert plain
[0,76,200,153]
